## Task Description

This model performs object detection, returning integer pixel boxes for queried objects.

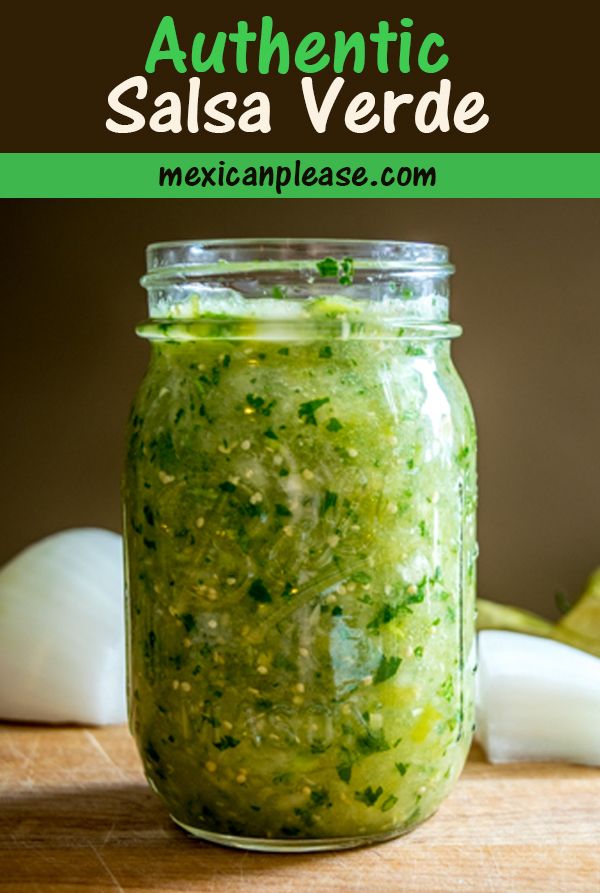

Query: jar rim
[141,239,455,327]
[143,238,454,281]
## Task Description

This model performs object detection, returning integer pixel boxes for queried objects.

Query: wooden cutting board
[0,724,598,893]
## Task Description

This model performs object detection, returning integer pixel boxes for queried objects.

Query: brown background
[1,199,599,618]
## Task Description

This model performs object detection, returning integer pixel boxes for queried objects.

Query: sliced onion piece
[476,630,600,766]
[0,528,126,725]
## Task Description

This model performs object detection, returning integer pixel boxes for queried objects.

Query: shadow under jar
[123,239,477,852]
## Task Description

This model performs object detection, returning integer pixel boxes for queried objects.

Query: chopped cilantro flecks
[248,578,273,604]
[407,578,428,604]
[281,581,294,601]
[149,431,176,469]
[246,394,276,416]
[144,740,161,763]
[438,676,455,702]
[374,654,402,684]
[319,345,333,359]
[354,785,383,806]
[309,787,330,807]
[180,613,197,633]
[316,256,355,285]
[213,735,240,751]
[339,257,354,286]
[298,397,330,425]
[320,490,338,516]
[457,445,470,463]
[326,417,343,432]
[381,794,399,812]
[219,480,237,493]
[197,365,221,387]
[356,728,390,754]
[256,698,273,710]
[316,257,339,278]
[367,602,399,630]
[395,762,410,776]
[367,578,428,631]
[337,762,352,783]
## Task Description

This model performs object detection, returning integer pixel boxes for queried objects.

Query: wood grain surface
[0,724,598,893]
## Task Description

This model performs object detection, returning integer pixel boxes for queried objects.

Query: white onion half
[476,630,600,766]
[0,528,126,725]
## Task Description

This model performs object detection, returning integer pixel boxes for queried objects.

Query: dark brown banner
[4,0,598,152]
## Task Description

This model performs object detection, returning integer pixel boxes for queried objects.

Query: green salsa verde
[124,246,477,851]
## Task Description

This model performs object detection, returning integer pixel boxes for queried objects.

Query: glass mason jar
[123,239,477,852]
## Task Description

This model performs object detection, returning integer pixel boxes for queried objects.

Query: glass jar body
[123,322,477,851]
